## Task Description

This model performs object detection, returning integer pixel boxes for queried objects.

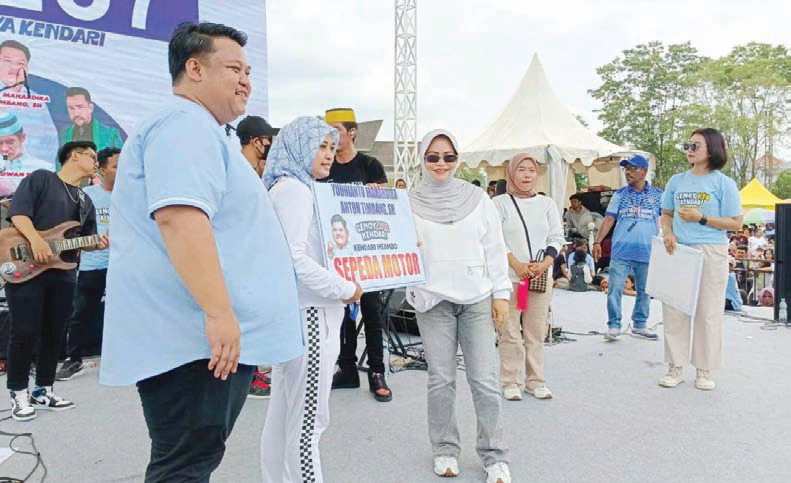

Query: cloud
[265,0,791,153]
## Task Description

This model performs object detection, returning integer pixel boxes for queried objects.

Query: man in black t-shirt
[320,108,392,403]
[5,140,107,421]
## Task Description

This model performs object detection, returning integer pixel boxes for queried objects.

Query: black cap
[236,115,279,143]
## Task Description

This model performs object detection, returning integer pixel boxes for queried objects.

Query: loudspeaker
[774,203,791,321]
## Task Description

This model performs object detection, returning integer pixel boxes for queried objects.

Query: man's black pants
[338,291,385,374]
[65,268,107,362]
[5,272,76,391]
[136,359,254,483]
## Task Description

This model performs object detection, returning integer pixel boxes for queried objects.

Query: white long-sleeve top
[493,194,566,283]
[407,196,512,313]
[269,178,357,308]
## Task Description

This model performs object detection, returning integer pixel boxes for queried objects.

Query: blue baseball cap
[620,155,649,169]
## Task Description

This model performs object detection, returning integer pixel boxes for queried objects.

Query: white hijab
[409,129,484,224]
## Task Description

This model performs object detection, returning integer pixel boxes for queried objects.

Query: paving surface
[1,290,789,482]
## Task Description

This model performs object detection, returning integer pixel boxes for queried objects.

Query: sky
[266,0,791,153]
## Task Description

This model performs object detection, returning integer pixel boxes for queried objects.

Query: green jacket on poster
[59,118,123,151]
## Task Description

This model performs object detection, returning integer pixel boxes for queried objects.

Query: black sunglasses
[683,142,704,152]
[425,154,458,163]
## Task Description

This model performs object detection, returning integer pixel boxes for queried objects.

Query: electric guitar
[0,220,101,285]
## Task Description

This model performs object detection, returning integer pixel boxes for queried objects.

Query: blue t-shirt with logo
[606,182,663,264]
[80,184,111,271]
[661,170,742,245]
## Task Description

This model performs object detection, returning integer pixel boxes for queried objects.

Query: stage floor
[1,290,789,482]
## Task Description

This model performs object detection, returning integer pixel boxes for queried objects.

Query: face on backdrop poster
[0,0,269,196]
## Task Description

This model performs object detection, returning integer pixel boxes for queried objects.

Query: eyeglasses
[77,150,97,161]
[425,154,458,163]
[683,142,705,152]
[622,165,643,172]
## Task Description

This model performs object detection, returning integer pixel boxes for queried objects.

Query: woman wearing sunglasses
[259,116,363,482]
[406,129,512,483]
[493,154,564,401]
[659,127,742,391]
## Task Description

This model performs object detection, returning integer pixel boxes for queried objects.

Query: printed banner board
[314,183,426,292]
[0,0,269,196]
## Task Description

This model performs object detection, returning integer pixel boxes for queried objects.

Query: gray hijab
[409,129,484,224]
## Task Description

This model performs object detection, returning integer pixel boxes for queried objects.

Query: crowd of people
[0,20,760,483]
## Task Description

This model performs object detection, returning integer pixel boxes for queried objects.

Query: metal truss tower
[394,0,419,187]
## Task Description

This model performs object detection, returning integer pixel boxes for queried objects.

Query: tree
[773,169,791,200]
[454,165,486,186]
[589,42,703,186]
[591,42,791,188]
[682,43,791,187]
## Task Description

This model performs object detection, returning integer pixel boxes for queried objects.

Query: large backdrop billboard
[0,0,269,196]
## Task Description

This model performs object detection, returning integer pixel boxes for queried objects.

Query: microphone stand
[0,78,30,97]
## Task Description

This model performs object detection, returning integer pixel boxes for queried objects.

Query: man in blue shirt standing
[594,155,663,341]
[56,147,119,381]
[100,22,302,481]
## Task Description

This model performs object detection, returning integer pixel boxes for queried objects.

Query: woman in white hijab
[260,116,363,483]
[407,130,513,483]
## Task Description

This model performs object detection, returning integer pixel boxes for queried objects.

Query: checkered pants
[261,306,343,483]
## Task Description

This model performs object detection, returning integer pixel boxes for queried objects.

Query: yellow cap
[325,108,356,124]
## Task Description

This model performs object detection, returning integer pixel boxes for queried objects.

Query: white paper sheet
[0,447,13,465]
[645,237,705,317]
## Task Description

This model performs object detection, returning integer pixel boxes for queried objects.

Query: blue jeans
[607,258,650,329]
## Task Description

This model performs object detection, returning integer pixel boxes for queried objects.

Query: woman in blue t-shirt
[659,127,743,391]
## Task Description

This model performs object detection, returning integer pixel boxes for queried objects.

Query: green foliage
[574,172,588,191]
[589,41,701,187]
[773,169,791,200]
[454,165,486,186]
[590,41,791,188]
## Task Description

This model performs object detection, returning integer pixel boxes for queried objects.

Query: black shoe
[368,372,392,402]
[56,360,86,381]
[332,368,360,389]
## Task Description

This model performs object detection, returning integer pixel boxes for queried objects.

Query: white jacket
[493,194,566,283]
[407,196,512,312]
[269,178,357,308]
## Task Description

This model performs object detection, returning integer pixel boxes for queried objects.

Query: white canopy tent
[458,53,653,211]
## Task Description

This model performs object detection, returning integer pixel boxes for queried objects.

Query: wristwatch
[699,215,708,226]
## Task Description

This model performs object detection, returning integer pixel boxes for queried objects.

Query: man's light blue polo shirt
[606,182,663,264]
[100,96,303,386]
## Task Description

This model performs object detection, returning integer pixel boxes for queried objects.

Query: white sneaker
[658,365,684,388]
[433,455,459,477]
[695,369,715,390]
[526,385,552,399]
[30,386,75,411]
[9,389,36,421]
[503,387,522,401]
[485,462,512,483]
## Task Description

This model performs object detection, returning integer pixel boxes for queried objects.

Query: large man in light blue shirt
[594,155,663,341]
[100,22,302,482]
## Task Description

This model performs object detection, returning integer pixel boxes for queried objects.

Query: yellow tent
[740,178,782,210]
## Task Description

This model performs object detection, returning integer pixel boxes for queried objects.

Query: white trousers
[261,306,344,483]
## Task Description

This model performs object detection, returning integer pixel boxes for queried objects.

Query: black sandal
[368,372,392,402]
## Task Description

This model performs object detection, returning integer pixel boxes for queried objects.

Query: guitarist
[5,140,107,421]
